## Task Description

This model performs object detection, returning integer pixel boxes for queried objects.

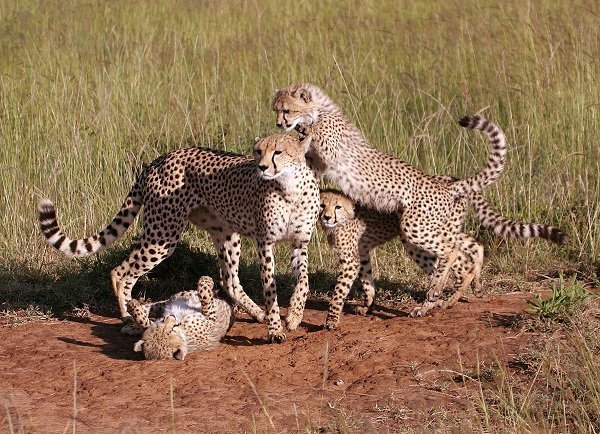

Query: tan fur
[39,135,320,343]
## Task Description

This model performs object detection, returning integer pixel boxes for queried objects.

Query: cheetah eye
[319,204,325,208]
[273,150,283,156]
[283,109,290,114]
[334,205,342,210]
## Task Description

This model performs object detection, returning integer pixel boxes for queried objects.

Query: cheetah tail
[469,191,568,244]
[38,185,143,258]
[452,115,507,196]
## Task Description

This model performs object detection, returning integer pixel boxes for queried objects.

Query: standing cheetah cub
[128,276,234,360]
[320,187,568,328]
[38,134,319,343]
[273,83,567,316]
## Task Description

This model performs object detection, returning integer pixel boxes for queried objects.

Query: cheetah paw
[353,306,370,316]
[267,331,286,344]
[409,305,431,318]
[285,314,302,331]
[323,315,339,330]
[120,322,145,336]
[253,310,266,323]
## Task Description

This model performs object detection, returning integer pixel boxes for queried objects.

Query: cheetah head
[319,190,356,229]
[133,315,188,360]
[272,84,318,132]
[253,134,311,181]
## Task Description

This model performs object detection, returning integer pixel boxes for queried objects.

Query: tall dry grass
[0,0,598,304]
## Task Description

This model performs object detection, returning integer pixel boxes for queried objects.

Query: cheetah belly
[163,296,203,322]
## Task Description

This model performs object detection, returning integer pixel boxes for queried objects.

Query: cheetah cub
[320,187,568,328]
[273,84,567,316]
[128,276,234,360]
[38,134,319,343]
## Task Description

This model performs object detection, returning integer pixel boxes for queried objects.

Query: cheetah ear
[133,339,144,352]
[298,87,311,103]
[254,136,261,144]
[299,134,312,152]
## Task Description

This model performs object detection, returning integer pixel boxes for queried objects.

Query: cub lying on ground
[128,276,234,360]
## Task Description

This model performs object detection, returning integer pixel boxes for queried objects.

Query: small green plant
[527,276,590,321]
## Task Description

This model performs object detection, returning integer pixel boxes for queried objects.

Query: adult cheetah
[273,83,567,316]
[319,187,568,328]
[38,134,320,342]
[128,276,234,360]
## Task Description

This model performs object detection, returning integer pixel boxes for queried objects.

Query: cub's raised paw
[121,322,145,336]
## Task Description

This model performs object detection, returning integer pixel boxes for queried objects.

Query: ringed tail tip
[458,115,481,129]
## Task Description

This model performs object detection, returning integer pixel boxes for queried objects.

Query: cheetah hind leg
[410,247,460,317]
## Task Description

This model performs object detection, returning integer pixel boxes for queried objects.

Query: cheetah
[273,83,567,316]
[319,186,568,328]
[38,134,320,343]
[128,276,234,360]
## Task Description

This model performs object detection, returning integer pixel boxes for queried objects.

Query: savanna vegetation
[0,0,598,431]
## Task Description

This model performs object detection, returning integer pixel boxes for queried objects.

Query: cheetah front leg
[286,242,311,331]
[324,251,359,329]
[257,241,286,343]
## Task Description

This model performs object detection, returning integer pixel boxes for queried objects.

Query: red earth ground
[1,292,536,433]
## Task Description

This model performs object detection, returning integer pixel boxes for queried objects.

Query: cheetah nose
[323,215,332,221]
[276,122,283,128]
[258,164,268,172]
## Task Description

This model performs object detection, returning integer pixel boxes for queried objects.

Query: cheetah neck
[272,166,310,200]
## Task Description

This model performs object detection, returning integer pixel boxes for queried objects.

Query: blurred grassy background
[0,0,598,315]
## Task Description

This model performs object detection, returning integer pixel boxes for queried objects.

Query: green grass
[0,0,598,311]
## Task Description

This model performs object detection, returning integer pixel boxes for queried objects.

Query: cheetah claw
[267,332,286,344]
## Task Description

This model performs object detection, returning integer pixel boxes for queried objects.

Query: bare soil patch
[1,292,535,433]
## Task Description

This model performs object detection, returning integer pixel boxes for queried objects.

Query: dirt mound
[0,293,534,432]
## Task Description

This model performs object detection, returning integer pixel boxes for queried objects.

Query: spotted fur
[273,83,567,317]
[129,276,234,360]
[39,134,320,343]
